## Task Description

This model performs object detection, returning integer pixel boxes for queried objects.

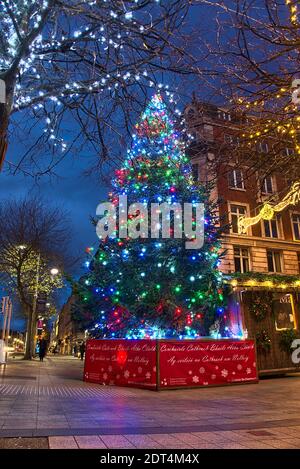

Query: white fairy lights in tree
[0,0,194,174]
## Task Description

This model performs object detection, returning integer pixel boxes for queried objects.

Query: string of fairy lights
[0,0,183,156]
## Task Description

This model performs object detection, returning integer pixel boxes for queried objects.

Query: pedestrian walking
[79,342,85,361]
[38,338,47,362]
[73,344,78,357]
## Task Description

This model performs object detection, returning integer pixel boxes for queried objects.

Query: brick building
[185,99,300,373]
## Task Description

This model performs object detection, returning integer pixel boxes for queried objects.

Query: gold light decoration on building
[238,180,300,233]
[286,0,299,25]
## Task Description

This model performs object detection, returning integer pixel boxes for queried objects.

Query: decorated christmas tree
[73,93,228,339]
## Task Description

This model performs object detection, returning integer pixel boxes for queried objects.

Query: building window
[292,213,300,240]
[230,204,247,234]
[228,169,244,190]
[192,163,199,182]
[285,147,294,157]
[257,142,269,153]
[297,253,300,273]
[234,246,250,273]
[224,134,239,145]
[267,250,282,273]
[263,217,279,238]
[218,110,231,121]
[187,108,196,119]
[261,175,274,194]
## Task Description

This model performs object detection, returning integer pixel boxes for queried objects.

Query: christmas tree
[73,93,228,339]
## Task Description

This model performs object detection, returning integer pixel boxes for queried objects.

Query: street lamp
[50,268,59,276]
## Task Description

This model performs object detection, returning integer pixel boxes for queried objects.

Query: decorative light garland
[286,0,299,25]
[238,180,300,233]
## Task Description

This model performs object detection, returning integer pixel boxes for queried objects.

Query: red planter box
[84,339,258,390]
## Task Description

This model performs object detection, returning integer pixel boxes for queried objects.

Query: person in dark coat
[38,338,47,362]
[79,342,85,360]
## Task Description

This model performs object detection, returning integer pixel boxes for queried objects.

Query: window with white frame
[261,175,274,194]
[263,216,280,238]
[285,147,294,157]
[230,204,247,234]
[192,163,199,182]
[234,246,250,273]
[267,250,282,273]
[257,142,269,153]
[224,134,239,145]
[218,110,231,121]
[228,169,244,190]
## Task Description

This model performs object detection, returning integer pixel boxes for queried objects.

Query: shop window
[234,246,250,273]
[267,250,282,273]
[273,293,297,331]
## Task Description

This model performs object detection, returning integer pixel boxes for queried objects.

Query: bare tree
[0,0,199,176]
[193,0,300,185]
[0,197,72,359]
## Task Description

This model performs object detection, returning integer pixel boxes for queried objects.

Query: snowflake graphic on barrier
[192,376,199,383]
[221,369,228,378]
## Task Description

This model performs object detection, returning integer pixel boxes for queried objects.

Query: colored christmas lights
[73,92,228,339]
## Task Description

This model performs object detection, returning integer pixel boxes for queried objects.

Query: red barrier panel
[84,339,258,390]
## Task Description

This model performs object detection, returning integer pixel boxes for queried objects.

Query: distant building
[57,296,84,355]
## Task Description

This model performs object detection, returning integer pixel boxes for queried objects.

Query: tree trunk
[24,305,34,360]
[0,101,9,171]
[0,74,16,171]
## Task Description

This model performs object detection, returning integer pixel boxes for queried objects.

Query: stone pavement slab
[1,356,300,449]
[0,437,48,449]
[49,436,78,449]
[99,435,136,448]
[74,435,107,449]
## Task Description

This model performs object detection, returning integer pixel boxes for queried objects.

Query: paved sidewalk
[1,356,300,448]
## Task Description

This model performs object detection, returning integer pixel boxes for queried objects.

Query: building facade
[185,99,300,373]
